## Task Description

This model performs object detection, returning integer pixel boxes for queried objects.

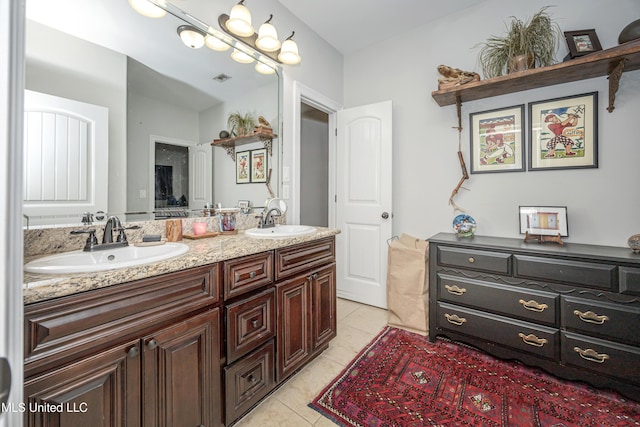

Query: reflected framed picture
[470,105,525,174]
[564,29,602,58]
[528,92,598,171]
[235,150,250,184]
[519,206,568,237]
[250,148,268,183]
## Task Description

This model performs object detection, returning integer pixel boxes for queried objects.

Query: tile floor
[234,298,388,426]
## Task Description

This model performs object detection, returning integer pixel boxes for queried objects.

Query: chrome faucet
[258,208,281,229]
[102,216,122,244]
[71,215,140,251]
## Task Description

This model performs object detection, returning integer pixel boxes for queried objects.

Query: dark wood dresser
[428,233,640,400]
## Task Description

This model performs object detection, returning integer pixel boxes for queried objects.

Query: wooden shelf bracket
[607,58,627,113]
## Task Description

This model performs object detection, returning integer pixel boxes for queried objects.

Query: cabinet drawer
[514,255,616,290]
[24,264,220,377]
[561,296,640,346]
[225,341,275,425]
[437,274,557,325]
[436,302,559,360]
[437,247,511,275]
[620,267,640,296]
[224,252,274,299]
[226,288,276,363]
[561,332,640,384]
[275,237,335,280]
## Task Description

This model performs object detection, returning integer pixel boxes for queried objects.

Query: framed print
[235,150,251,184]
[470,105,525,174]
[250,148,268,183]
[564,30,602,58]
[528,92,598,171]
[237,200,250,209]
[519,206,568,237]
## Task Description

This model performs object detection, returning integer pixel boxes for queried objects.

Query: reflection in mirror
[24,0,280,227]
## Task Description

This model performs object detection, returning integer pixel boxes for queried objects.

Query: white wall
[344,0,640,247]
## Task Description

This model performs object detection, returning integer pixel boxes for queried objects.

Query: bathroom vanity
[23,229,338,426]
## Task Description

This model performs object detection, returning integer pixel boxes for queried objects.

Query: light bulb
[226,1,254,37]
[205,35,230,52]
[256,16,281,52]
[177,25,205,49]
[231,49,255,64]
[255,61,276,75]
[278,35,301,65]
[129,0,166,18]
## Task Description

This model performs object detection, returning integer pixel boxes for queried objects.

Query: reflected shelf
[212,130,278,160]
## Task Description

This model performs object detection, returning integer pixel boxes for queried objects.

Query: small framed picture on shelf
[470,105,525,174]
[250,148,268,183]
[564,29,602,58]
[237,200,250,209]
[519,206,568,237]
[235,150,251,184]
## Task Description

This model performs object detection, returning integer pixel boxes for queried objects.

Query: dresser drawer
[224,252,274,299]
[437,274,557,325]
[561,296,640,346]
[437,247,511,275]
[436,302,559,359]
[275,237,335,280]
[561,332,640,384]
[514,255,616,290]
[620,266,640,296]
[224,341,276,425]
[226,288,276,363]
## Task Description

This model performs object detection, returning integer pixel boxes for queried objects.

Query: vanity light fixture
[177,25,206,49]
[129,0,167,18]
[278,32,301,65]
[256,15,281,52]
[225,0,254,37]
[205,32,231,52]
[255,61,276,75]
[231,48,255,64]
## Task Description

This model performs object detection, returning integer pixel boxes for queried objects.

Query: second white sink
[244,225,316,239]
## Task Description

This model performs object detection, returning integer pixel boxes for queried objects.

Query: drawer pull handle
[247,374,257,383]
[444,313,466,326]
[445,284,467,296]
[574,347,610,364]
[573,310,609,325]
[468,257,475,263]
[519,299,548,312]
[146,339,158,350]
[251,319,259,328]
[518,333,548,347]
[249,271,257,278]
[127,346,140,358]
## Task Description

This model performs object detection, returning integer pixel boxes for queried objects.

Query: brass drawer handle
[574,347,610,364]
[445,284,467,296]
[573,310,609,325]
[518,333,548,347]
[519,299,548,312]
[468,257,475,263]
[444,313,466,326]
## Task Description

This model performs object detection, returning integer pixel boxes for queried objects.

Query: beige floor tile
[336,298,361,321]
[313,414,340,426]
[233,397,312,427]
[341,303,388,335]
[322,323,376,366]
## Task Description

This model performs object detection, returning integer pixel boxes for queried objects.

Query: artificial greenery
[477,7,561,78]
[227,111,257,136]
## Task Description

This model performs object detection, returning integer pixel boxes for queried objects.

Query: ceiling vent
[213,73,232,82]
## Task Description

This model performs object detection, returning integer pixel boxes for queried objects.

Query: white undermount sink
[244,225,316,239]
[24,242,189,274]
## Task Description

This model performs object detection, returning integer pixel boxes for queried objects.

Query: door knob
[381,212,389,219]
[146,339,158,350]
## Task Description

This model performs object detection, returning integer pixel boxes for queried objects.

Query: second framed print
[250,148,268,183]
[470,105,525,174]
[528,92,598,171]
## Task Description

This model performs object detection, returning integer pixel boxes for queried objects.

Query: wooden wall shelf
[431,39,640,112]
[212,130,278,160]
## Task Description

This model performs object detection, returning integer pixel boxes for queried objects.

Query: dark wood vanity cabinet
[428,233,640,400]
[24,264,223,427]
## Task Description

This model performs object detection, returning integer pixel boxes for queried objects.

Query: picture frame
[528,92,598,171]
[470,105,525,174]
[519,206,569,237]
[250,148,268,183]
[564,29,602,58]
[235,150,251,184]
[237,200,250,209]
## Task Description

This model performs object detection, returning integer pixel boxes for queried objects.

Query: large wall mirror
[24,0,280,226]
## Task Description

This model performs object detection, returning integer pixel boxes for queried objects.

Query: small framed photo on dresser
[519,206,568,237]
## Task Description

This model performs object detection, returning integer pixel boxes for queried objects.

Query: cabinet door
[276,275,312,382]
[311,263,337,351]
[24,339,141,427]
[142,308,221,427]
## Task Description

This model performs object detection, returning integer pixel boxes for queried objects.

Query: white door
[335,101,392,308]
[189,144,212,209]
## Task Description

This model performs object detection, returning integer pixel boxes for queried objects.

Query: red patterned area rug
[310,327,640,427]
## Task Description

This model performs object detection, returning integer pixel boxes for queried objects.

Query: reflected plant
[227,111,257,136]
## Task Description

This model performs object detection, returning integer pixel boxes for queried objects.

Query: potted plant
[227,111,257,136]
[477,7,561,78]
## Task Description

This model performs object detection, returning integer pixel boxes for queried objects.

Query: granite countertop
[24,227,340,305]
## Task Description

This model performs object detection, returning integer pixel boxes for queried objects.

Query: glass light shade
[178,26,205,49]
[256,22,281,52]
[205,35,230,52]
[255,61,276,75]
[226,3,254,37]
[129,0,166,18]
[231,49,255,64]
[278,38,301,65]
